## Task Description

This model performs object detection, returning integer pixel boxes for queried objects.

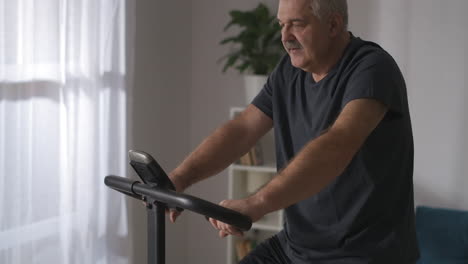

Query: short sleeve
[252,74,274,118]
[252,54,290,120]
[342,50,406,118]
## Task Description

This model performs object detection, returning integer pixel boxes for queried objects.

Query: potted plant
[219,3,285,104]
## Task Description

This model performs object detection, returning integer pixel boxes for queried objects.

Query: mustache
[283,41,302,49]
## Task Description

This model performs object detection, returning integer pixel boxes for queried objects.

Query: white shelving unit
[226,107,284,264]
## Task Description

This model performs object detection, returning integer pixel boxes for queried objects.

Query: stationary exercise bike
[105,150,252,264]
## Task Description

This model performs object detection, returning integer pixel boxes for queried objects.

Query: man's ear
[328,13,344,37]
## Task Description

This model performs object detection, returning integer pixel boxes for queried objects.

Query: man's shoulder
[346,37,398,70]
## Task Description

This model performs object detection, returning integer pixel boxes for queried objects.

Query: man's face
[277,0,331,72]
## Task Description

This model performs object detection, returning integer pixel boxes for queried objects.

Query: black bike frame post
[147,199,166,264]
[104,175,252,264]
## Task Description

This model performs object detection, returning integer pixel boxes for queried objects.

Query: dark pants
[239,234,418,264]
[239,235,291,264]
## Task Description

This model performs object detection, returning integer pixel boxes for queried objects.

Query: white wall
[131,0,192,263]
[349,0,468,211]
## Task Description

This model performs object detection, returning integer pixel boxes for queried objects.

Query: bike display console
[105,150,252,264]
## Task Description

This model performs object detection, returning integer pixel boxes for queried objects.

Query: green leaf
[219,36,240,45]
[221,53,240,73]
[219,3,284,75]
[236,61,251,74]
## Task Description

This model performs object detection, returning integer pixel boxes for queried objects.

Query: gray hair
[310,0,348,29]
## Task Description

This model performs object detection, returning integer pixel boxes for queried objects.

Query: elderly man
[168,0,420,263]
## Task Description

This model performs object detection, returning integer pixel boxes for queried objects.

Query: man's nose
[281,25,294,42]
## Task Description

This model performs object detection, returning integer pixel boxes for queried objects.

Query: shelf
[252,223,283,232]
[227,106,281,264]
[231,164,276,173]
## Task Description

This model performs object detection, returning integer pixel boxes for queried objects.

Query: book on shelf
[235,239,255,261]
[250,143,263,166]
[237,143,264,166]
[239,151,251,166]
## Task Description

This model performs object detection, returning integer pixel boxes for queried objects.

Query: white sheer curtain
[0,0,134,263]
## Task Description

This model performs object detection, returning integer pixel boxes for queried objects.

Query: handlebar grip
[105,175,252,231]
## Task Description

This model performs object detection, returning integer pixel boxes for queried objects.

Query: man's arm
[211,98,388,237]
[170,104,273,192]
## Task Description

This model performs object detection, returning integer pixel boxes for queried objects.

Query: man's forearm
[248,128,356,216]
[171,119,258,191]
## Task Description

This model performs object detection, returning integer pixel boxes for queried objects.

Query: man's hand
[208,197,265,238]
[141,171,187,223]
[143,201,183,223]
[167,171,189,223]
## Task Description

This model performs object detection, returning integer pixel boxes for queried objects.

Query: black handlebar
[105,175,252,231]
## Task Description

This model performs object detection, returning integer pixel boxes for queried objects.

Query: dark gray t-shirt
[252,35,419,263]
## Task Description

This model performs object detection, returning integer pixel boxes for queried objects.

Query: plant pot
[244,74,268,105]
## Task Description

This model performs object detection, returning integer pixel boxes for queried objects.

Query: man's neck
[311,31,351,82]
